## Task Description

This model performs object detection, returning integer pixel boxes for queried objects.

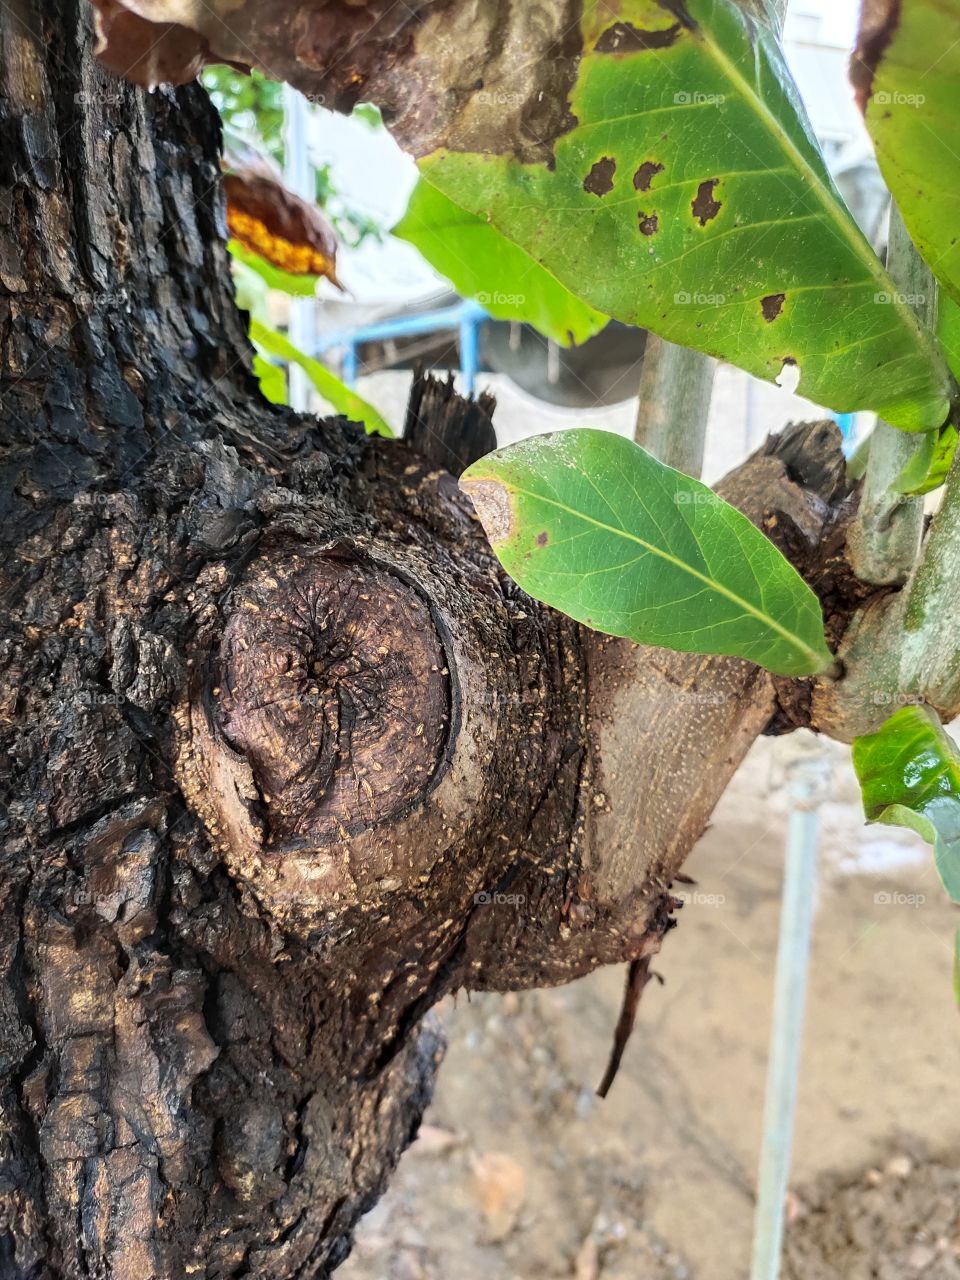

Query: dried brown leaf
[223,165,340,284]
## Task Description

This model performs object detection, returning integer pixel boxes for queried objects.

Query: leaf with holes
[393,179,608,347]
[853,704,960,902]
[853,0,960,306]
[461,428,832,677]
[91,0,954,430]
[416,0,952,430]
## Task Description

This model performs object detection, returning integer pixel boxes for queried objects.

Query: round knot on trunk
[215,551,450,845]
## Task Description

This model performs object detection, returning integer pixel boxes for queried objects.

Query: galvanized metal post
[750,744,831,1280]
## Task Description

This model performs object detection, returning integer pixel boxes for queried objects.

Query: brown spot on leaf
[691,179,722,225]
[851,0,900,111]
[761,292,786,322]
[633,161,664,192]
[535,531,549,547]
[460,478,514,546]
[595,21,681,52]
[638,211,659,236]
[583,155,617,196]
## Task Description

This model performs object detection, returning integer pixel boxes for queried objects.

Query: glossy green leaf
[418,0,952,431]
[252,353,288,405]
[249,319,394,438]
[460,428,832,676]
[229,238,321,297]
[855,0,960,305]
[852,704,960,902]
[393,179,609,347]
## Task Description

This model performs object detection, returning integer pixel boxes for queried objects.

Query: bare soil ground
[340,734,960,1280]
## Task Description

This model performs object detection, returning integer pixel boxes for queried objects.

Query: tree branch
[633,336,716,478]
[899,441,960,707]
[847,204,937,585]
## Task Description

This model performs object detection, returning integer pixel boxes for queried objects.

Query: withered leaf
[223,160,340,285]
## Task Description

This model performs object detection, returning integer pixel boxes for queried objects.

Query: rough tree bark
[0,2,880,1276]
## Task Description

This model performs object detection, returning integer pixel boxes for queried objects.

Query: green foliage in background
[250,319,394,437]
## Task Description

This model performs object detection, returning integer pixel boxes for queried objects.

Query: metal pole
[750,746,830,1280]
[282,84,315,412]
[459,313,479,396]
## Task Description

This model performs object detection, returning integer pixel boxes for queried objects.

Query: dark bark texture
[0,3,875,1277]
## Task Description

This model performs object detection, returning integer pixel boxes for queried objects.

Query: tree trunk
[0,3,868,1276]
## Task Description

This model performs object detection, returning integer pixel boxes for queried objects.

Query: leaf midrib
[504,480,827,668]
[691,12,945,374]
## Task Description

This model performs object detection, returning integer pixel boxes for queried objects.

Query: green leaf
[460,428,832,676]
[229,239,321,297]
[937,293,960,385]
[852,704,960,902]
[393,179,609,347]
[854,0,960,306]
[418,0,952,431]
[252,353,288,405]
[889,294,960,494]
[895,425,957,496]
[351,102,382,128]
[231,257,271,323]
[249,319,395,438]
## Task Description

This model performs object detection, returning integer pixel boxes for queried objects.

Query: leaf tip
[460,476,514,546]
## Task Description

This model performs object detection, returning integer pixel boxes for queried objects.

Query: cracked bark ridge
[1,3,881,1275]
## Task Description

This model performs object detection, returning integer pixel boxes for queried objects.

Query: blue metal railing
[314,298,489,395]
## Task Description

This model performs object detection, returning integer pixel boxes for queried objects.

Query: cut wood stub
[172,516,521,930]
[216,550,451,845]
